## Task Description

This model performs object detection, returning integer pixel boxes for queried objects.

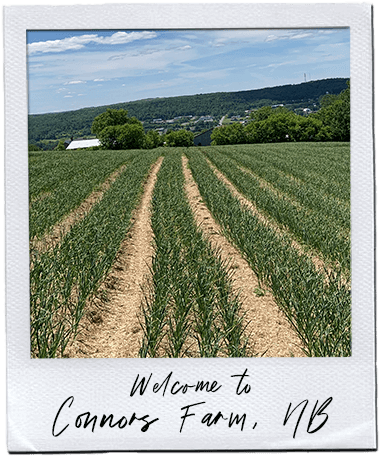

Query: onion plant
[204,146,350,273]
[29,149,140,239]
[30,150,161,358]
[139,150,248,358]
[186,148,351,357]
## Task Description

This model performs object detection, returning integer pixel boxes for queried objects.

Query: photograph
[28,28,351,359]
[5,2,375,452]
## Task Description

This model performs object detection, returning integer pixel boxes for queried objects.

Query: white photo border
[5,3,375,452]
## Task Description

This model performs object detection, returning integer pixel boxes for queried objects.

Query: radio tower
[304,73,307,82]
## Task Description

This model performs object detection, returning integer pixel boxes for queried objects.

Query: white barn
[66,139,100,150]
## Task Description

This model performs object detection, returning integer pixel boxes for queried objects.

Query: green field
[29,142,351,358]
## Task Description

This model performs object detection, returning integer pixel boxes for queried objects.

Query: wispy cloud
[259,60,296,70]
[264,29,334,43]
[28,31,157,55]
[64,80,86,85]
[27,28,349,114]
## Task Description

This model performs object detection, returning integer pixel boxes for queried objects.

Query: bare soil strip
[64,157,163,358]
[30,164,127,255]
[182,156,305,358]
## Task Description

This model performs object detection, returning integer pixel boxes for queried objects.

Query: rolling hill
[28,78,349,144]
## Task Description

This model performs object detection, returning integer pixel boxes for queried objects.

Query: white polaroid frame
[4,3,375,452]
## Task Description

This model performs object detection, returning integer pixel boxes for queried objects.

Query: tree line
[211,82,350,145]
[29,79,349,152]
[28,78,348,145]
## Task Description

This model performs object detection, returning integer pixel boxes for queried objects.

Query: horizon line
[28,76,349,116]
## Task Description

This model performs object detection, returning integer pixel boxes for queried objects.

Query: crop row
[204,148,350,272]
[186,148,351,357]
[29,149,140,239]
[30,150,160,358]
[140,150,247,358]
[210,146,350,230]
[216,143,350,203]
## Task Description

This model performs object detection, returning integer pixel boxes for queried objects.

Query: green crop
[29,149,140,239]
[140,149,248,358]
[203,145,350,273]
[29,142,351,359]
[186,147,351,357]
[30,150,161,358]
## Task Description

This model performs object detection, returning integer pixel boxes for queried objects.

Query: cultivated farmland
[29,142,351,358]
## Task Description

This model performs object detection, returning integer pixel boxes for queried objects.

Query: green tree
[98,123,145,149]
[288,116,324,142]
[91,108,141,138]
[319,93,338,109]
[245,111,294,143]
[314,81,350,141]
[164,129,194,147]
[249,106,273,122]
[211,123,246,145]
[28,144,41,151]
[117,124,145,149]
[144,130,164,149]
[53,140,66,151]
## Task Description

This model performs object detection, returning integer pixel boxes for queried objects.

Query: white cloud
[176,45,191,51]
[64,80,86,85]
[259,60,296,70]
[289,32,314,40]
[28,31,157,55]
[64,95,73,98]
[93,78,105,82]
[264,29,339,44]
[265,30,315,42]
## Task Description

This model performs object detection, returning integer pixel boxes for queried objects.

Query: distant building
[66,139,100,150]
[193,128,213,146]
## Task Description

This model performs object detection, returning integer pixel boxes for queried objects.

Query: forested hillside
[29,78,348,144]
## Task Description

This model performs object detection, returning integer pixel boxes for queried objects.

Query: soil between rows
[30,164,127,255]
[64,153,304,358]
[205,158,328,274]
[65,157,163,358]
[182,155,305,357]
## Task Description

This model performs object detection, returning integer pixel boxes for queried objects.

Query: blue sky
[27,28,350,114]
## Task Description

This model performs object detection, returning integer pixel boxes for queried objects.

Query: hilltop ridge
[28,77,349,144]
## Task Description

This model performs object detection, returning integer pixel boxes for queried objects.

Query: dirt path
[182,156,305,358]
[65,157,163,358]
[30,164,127,255]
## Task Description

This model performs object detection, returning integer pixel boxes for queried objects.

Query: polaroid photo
[4,2,376,452]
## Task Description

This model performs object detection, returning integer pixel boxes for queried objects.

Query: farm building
[193,128,214,146]
[66,139,100,150]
